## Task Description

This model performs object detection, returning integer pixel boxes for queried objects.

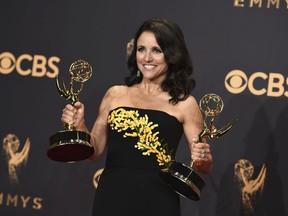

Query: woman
[62,18,213,216]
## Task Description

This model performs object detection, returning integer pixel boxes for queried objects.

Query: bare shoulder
[177,95,203,125]
[99,85,128,112]
[179,95,200,113]
[105,85,127,97]
[102,85,128,102]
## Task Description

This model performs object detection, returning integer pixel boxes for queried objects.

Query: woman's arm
[180,96,213,174]
[61,86,116,162]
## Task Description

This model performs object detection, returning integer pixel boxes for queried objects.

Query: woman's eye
[153,48,162,53]
[137,47,144,52]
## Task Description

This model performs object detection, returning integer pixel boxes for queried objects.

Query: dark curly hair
[125,18,195,104]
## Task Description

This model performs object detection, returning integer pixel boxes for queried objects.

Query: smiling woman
[136,31,168,82]
[61,18,213,216]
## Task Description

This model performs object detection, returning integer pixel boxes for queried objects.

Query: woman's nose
[144,51,152,61]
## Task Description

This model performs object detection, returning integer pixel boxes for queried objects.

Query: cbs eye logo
[225,69,288,97]
[225,70,248,94]
[0,52,60,78]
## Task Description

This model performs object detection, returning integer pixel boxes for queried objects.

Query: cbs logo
[0,52,60,78]
[225,70,288,97]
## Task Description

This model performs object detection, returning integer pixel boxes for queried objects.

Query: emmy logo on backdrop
[2,134,30,184]
[47,59,94,162]
[160,93,238,200]
[234,159,266,214]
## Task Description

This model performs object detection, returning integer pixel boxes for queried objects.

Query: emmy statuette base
[48,130,94,162]
[159,161,206,201]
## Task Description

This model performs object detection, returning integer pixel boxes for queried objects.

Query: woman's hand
[191,137,211,162]
[61,101,86,130]
[191,137,213,174]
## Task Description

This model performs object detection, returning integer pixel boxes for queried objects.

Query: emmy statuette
[47,60,95,162]
[159,93,237,200]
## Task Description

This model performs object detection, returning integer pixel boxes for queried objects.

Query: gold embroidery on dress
[108,108,172,166]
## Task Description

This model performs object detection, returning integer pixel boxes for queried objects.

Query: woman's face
[136,31,168,81]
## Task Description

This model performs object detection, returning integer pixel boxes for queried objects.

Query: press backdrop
[0,1,287,216]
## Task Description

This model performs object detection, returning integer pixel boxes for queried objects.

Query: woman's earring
[137,70,141,77]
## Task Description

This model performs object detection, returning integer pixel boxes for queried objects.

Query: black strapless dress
[92,107,183,216]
